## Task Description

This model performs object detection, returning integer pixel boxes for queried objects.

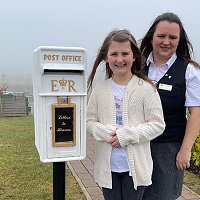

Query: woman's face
[106,41,134,79]
[151,20,180,64]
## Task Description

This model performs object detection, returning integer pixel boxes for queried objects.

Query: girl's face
[106,41,134,80]
[152,21,180,64]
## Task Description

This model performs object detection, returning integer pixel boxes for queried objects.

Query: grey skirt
[143,142,184,200]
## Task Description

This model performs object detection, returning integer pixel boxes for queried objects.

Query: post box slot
[43,69,84,75]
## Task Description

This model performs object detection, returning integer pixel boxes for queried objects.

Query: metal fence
[0,93,32,117]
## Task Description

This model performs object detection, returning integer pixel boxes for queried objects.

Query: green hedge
[191,132,200,172]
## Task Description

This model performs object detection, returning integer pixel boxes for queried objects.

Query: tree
[0,87,8,95]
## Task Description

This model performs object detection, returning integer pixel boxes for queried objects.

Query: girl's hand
[108,131,121,148]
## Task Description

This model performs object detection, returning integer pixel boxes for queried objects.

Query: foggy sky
[0,0,200,77]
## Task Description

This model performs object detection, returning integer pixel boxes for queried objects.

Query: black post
[53,162,66,200]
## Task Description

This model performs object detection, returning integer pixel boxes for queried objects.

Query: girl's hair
[140,12,200,68]
[87,29,153,90]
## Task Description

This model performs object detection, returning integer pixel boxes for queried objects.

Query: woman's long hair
[139,12,200,68]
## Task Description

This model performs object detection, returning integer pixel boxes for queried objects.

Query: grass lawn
[1,116,200,199]
[0,116,86,200]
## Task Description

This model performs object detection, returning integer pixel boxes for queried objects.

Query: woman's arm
[176,106,200,170]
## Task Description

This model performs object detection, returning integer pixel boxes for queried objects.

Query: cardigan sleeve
[87,87,112,142]
[116,90,165,147]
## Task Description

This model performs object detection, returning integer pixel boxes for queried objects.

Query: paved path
[68,133,200,200]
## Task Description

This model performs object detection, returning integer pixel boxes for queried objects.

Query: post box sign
[32,46,87,163]
[52,96,76,147]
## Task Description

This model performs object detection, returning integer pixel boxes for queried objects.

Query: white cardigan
[87,75,165,189]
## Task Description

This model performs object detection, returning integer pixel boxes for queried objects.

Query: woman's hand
[176,149,191,170]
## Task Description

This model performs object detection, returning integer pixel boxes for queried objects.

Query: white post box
[32,46,87,163]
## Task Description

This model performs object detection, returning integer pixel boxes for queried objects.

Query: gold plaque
[52,97,76,147]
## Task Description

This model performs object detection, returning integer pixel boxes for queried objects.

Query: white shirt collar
[146,52,177,69]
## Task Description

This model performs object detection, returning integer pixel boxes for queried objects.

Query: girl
[87,29,165,200]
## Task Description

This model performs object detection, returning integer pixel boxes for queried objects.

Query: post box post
[53,162,65,200]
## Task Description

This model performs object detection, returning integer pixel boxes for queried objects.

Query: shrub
[191,132,200,173]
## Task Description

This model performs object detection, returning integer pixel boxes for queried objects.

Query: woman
[140,12,200,200]
[87,29,165,200]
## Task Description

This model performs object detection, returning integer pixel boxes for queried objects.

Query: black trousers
[102,172,145,200]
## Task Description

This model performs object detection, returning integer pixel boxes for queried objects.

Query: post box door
[45,96,82,158]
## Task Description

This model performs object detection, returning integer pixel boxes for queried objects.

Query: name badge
[158,83,172,91]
